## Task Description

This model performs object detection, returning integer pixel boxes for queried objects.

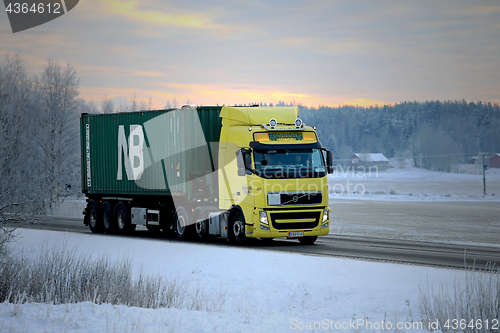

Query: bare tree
[131,92,137,112]
[0,55,82,216]
[34,59,80,213]
[408,124,460,172]
[0,54,41,213]
[115,101,129,113]
[148,96,153,110]
[139,100,148,110]
[78,98,98,114]
[101,94,114,114]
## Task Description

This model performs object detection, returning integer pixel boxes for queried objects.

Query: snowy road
[11,216,500,270]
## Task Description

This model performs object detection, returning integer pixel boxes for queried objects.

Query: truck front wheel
[229,210,246,244]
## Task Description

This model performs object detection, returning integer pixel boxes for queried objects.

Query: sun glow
[106,1,209,28]
[79,82,392,110]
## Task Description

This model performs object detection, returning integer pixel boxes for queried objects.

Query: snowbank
[0,229,470,333]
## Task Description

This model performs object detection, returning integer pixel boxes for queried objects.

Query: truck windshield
[253,148,326,179]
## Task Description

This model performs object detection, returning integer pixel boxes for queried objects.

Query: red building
[490,154,500,168]
[350,153,389,170]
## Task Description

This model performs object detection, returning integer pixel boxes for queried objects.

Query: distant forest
[81,98,500,173]
[296,101,500,172]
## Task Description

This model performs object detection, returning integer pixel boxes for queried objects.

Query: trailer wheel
[298,236,317,245]
[229,210,246,244]
[87,200,102,233]
[114,202,134,234]
[100,201,114,234]
[193,210,208,241]
[174,206,189,239]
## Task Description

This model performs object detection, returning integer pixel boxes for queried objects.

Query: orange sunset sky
[1,0,499,109]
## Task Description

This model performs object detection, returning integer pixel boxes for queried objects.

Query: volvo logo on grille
[271,191,322,206]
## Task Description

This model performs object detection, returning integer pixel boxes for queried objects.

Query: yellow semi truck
[81,105,333,244]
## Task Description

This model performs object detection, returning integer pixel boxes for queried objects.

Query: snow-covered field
[327,163,500,245]
[329,163,500,201]
[330,199,500,245]
[1,229,473,333]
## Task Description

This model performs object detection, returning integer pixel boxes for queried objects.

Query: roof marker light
[269,118,277,128]
[294,118,303,128]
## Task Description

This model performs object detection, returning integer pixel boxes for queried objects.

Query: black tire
[192,210,209,241]
[229,210,246,244]
[100,201,114,234]
[174,206,189,239]
[298,236,317,245]
[86,200,102,233]
[114,201,134,234]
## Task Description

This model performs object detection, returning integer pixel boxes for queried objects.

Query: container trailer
[81,105,333,244]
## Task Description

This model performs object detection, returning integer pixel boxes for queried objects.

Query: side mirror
[326,150,334,174]
[236,149,255,176]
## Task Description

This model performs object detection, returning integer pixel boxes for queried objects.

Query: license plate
[288,231,304,238]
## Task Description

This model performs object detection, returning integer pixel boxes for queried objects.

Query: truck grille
[268,191,322,206]
[270,211,321,230]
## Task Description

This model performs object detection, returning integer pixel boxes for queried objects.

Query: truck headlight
[259,211,268,224]
[322,208,330,223]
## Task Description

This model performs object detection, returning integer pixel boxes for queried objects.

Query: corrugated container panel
[81,107,222,197]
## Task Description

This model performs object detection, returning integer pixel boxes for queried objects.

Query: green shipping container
[80,106,222,199]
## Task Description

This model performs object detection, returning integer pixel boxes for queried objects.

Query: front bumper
[247,208,330,239]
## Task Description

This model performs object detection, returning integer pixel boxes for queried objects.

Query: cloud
[103,0,220,29]
[133,70,165,77]
[451,4,500,15]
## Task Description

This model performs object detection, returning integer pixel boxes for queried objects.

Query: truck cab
[217,106,333,244]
